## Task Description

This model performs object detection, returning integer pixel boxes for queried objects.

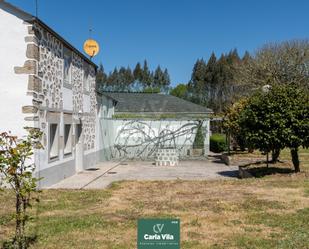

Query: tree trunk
[291,148,300,172]
[271,149,280,163]
[266,152,269,168]
[15,192,23,248]
[227,133,231,155]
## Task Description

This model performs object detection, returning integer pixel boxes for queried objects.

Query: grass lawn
[1,149,309,248]
[230,148,309,174]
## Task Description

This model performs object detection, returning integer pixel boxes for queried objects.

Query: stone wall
[13,20,97,175]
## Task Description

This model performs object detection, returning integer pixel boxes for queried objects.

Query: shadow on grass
[245,166,294,178]
[217,170,239,178]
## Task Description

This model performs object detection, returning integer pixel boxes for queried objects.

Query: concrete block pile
[155,148,179,166]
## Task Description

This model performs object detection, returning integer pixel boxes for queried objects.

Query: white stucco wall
[0,8,32,138]
[98,116,210,160]
[96,95,115,161]
[0,3,99,187]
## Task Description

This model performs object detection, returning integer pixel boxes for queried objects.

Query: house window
[63,47,72,86]
[49,123,59,161]
[64,124,73,156]
[83,62,89,92]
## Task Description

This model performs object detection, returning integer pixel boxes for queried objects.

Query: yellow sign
[83,39,100,58]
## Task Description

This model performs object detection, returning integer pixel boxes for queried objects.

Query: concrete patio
[48,157,239,189]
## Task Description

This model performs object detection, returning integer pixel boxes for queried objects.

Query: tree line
[171,49,252,113]
[96,60,170,93]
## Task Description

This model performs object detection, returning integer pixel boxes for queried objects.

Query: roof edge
[31,18,98,68]
[0,1,97,68]
[114,111,213,115]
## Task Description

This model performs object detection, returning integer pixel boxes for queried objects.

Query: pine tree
[133,62,143,82]
[153,66,164,87]
[188,59,207,104]
[118,67,127,91]
[163,68,170,85]
[242,51,252,63]
[96,63,107,91]
[203,52,217,107]
[107,67,119,91]
[125,67,134,84]
[142,60,152,87]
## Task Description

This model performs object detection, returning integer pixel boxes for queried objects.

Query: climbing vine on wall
[112,120,206,159]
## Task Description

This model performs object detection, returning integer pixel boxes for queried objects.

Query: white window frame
[48,123,59,162]
[63,123,73,157]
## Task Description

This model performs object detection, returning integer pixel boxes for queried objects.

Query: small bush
[210,133,227,153]
[193,124,205,149]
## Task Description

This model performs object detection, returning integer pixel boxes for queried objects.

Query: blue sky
[8,0,309,86]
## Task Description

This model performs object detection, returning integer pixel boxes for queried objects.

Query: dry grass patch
[0,177,308,248]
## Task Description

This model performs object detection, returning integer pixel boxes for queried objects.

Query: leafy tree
[223,98,248,152]
[239,84,309,171]
[0,128,43,248]
[170,84,188,99]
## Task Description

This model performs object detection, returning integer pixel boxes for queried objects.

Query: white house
[0,1,103,187]
[0,1,213,188]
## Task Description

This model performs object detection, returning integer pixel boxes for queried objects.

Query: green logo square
[137,219,180,249]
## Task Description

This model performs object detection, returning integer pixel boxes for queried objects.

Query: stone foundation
[155,148,179,166]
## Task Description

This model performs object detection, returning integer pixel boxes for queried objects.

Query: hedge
[210,133,227,153]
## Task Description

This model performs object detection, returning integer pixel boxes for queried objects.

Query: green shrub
[193,124,205,149]
[210,133,227,153]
